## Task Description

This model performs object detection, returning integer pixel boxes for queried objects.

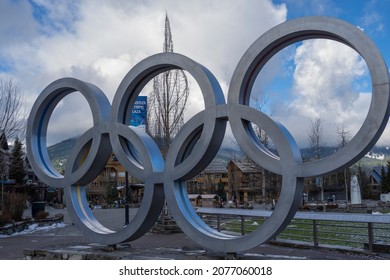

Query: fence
[196,207,390,252]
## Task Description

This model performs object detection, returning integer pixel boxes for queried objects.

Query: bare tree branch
[0,78,26,142]
[336,123,350,149]
[308,117,325,159]
[336,122,351,206]
[147,14,190,157]
[250,95,272,148]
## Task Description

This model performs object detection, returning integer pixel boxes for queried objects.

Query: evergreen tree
[216,181,226,201]
[381,165,386,189]
[9,136,25,185]
[105,180,119,206]
[382,161,390,193]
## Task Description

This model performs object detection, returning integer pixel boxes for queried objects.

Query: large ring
[26,16,389,252]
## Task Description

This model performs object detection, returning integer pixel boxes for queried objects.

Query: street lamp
[0,147,10,215]
[125,171,129,225]
[0,163,5,215]
[0,155,4,214]
[1,173,3,214]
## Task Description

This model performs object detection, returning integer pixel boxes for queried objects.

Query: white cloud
[274,39,372,147]
[0,1,38,46]
[29,0,81,34]
[2,0,389,159]
[1,0,287,145]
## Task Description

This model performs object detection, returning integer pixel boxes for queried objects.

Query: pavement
[0,206,389,260]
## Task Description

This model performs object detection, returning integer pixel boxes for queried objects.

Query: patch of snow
[244,253,307,260]
[364,152,385,160]
[0,222,66,238]
[372,211,390,215]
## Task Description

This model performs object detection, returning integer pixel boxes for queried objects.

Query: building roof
[370,166,388,184]
[204,159,227,174]
[201,194,219,199]
[188,194,219,199]
[230,158,262,173]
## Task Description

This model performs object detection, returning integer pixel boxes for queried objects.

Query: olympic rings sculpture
[26,17,390,253]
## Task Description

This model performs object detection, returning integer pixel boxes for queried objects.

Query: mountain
[47,137,77,173]
[46,136,390,173]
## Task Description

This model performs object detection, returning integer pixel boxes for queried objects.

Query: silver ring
[26,17,389,252]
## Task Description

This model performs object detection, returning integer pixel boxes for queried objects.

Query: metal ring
[228,16,390,177]
[26,16,390,252]
[26,78,111,188]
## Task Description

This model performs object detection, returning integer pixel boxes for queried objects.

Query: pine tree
[382,161,390,194]
[105,180,119,206]
[358,164,370,199]
[9,136,26,185]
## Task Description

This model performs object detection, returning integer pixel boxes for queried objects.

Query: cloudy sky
[1,0,390,150]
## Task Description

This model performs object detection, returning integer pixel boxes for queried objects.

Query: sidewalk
[0,207,388,260]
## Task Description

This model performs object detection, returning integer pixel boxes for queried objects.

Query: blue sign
[128,96,147,127]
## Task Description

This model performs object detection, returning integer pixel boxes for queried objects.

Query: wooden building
[86,153,144,206]
[186,158,228,198]
[227,159,281,205]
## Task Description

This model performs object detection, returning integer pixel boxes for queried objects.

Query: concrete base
[22,241,387,260]
[24,243,216,260]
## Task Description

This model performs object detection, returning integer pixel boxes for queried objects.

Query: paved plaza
[0,207,388,260]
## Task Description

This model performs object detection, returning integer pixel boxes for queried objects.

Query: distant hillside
[47,137,77,173]
[47,136,390,173]
[46,136,245,172]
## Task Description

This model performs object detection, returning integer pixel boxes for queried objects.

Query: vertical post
[125,171,129,225]
[344,169,349,210]
[313,220,319,248]
[0,158,3,214]
[1,171,4,215]
[241,216,245,236]
[161,201,166,233]
[368,222,374,252]
[1,180,3,214]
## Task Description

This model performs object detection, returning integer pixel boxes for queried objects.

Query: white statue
[350,175,362,205]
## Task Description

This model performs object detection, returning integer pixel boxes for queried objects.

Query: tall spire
[163,13,173,53]
[147,13,189,157]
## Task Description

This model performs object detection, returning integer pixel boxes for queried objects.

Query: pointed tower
[147,13,190,157]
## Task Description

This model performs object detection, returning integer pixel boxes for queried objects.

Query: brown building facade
[227,159,281,205]
[186,159,229,198]
[87,155,282,207]
[86,153,144,206]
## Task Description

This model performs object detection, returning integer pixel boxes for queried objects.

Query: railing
[196,208,390,252]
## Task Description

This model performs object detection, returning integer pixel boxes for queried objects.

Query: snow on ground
[0,222,66,238]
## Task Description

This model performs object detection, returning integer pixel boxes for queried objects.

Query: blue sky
[277,0,390,62]
[0,0,389,148]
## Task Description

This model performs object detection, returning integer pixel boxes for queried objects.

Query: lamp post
[125,171,129,225]
[0,156,4,214]
[1,174,3,214]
